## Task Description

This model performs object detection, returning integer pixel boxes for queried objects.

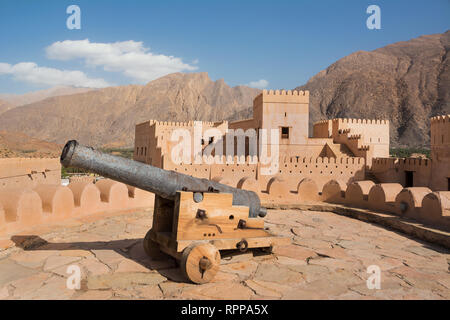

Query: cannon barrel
[60,140,266,218]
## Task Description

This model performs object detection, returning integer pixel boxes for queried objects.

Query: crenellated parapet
[430,114,450,123]
[165,154,365,167]
[153,120,225,127]
[320,181,450,230]
[332,118,389,125]
[312,120,332,138]
[349,134,362,140]
[262,89,309,96]
[137,119,227,129]
[328,116,390,162]
[371,157,398,169]
[331,117,389,141]
[0,179,155,237]
[335,129,370,153]
[372,157,431,171]
[400,158,431,167]
[254,89,310,104]
[431,114,450,148]
[314,120,330,125]
[163,153,365,201]
[283,156,364,165]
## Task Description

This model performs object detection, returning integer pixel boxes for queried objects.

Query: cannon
[60,140,289,283]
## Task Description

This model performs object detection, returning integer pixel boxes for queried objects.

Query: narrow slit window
[281,127,289,139]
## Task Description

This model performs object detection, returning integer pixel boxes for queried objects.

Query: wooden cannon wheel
[180,242,221,284]
[143,229,166,260]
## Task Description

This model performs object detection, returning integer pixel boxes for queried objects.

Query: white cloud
[0,62,110,88]
[46,39,198,83]
[246,79,269,89]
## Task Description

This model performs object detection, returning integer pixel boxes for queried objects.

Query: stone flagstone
[0,208,448,300]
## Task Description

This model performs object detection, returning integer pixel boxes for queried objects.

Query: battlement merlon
[430,114,450,123]
[430,114,450,148]
[314,120,332,125]
[254,89,310,105]
[331,118,389,125]
[136,119,228,129]
[135,120,152,128]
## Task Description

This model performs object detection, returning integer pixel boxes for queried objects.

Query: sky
[0,0,449,94]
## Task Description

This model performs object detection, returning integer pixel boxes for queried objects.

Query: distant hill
[0,73,260,147]
[1,31,449,149]
[0,99,14,115]
[0,86,94,108]
[296,30,450,147]
[0,131,61,158]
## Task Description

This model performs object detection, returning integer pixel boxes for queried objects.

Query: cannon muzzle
[60,140,266,218]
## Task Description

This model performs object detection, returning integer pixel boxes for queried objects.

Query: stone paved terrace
[0,208,449,300]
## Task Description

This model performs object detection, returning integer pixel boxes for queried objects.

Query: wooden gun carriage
[60,140,289,283]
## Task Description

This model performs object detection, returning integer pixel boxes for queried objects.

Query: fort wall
[133,91,389,209]
[331,118,389,163]
[129,91,450,230]
[164,155,365,200]
[255,90,310,146]
[430,115,450,190]
[372,157,433,188]
[0,178,154,237]
[431,115,450,154]
[134,121,153,164]
[312,118,390,165]
[0,158,61,190]
[0,158,154,237]
[331,118,390,146]
[228,118,256,131]
[2,172,448,236]
[135,120,229,168]
[313,120,332,138]
[320,181,450,230]
[372,115,450,191]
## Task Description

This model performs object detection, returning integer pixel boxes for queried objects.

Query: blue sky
[0,0,449,94]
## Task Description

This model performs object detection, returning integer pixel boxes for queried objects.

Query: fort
[0,90,447,236]
[134,89,450,229]
[0,89,448,299]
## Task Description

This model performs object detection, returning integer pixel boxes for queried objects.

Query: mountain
[0,86,94,108]
[2,31,448,149]
[296,30,450,147]
[0,73,260,147]
[0,99,14,115]
[0,131,61,158]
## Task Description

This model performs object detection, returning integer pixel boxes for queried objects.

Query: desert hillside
[0,73,260,147]
[296,30,450,147]
[0,86,93,108]
[0,131,61,158]
[0,99,14,115]
[0,32,448,149]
